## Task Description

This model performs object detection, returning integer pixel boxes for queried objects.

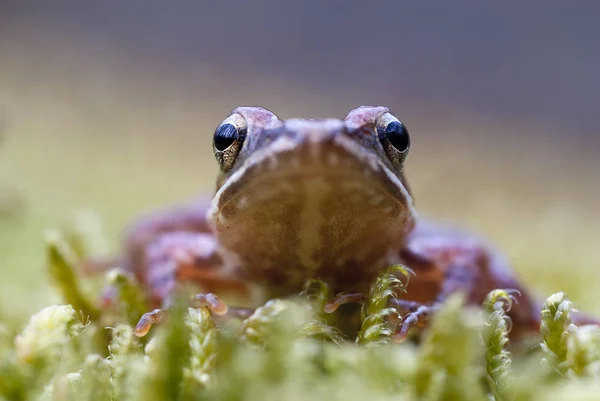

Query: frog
[90,105,596,341]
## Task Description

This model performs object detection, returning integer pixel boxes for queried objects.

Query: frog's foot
[323,292,366,313]
[93,230,239,309]
[134,308,167,337]
[192,293,255,319]
[389,299,440,342]
[134,292,243,337]
[134,293,227,337]
[323,292,431,341]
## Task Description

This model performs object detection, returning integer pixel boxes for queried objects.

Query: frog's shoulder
[408,215,479,242]
[407,215,504,256]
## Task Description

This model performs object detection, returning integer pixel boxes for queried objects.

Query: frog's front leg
[391,252,490,342]
[392,233,541,342]
[141,230,250,305]
[94,199,252,310]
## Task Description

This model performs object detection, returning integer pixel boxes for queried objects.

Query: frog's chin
[208,139,416,291]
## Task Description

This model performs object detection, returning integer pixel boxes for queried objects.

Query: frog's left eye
[213,114,247,171]
[376,113,410,168]
[214,124,240,151]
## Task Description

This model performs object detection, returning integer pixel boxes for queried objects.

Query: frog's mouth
[213,134,414,215]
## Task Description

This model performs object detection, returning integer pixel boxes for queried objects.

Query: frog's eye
[213,114,247,171]
[380,121,409,152]
[214,124,239,151]
[376,113,410,168]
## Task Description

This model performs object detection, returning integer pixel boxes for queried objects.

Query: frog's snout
[283,118,346,145]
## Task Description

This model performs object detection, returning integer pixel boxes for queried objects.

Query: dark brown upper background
[0,1,598,318]
[4,1,600,133]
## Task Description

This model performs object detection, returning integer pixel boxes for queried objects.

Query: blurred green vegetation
[2,226,600,401]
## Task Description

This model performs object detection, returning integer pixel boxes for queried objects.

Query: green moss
[567,325,600,377]
[482,289,515,401]
[357,265,412,346]
[413,293,487,401]
[2,219,600,401]
[45,232,100,322]
[540,292,575,375]
[104,269,148,327]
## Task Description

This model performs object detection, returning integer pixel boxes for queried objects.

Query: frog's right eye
[375,112,410,170]
[214,124,239,151]
[213,114,247,171]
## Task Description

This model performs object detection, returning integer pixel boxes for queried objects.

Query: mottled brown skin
[96,106,593,339]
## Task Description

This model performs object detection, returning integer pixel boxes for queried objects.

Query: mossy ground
[1,215,600,401]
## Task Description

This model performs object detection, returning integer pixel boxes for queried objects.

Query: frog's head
[208,106,416,292]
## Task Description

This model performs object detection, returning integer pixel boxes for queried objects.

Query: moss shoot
[1,215,600,401]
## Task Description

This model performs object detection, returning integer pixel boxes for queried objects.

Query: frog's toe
[192,293,228,315]
[134,308,166,337]
[323,292,366,314]
[392,303,438,343]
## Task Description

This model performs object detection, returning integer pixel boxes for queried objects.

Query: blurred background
[1,2,599,322]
